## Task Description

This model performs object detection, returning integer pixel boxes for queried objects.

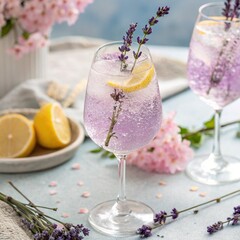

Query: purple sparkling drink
[187,18,240,110]
[84,54,162,155]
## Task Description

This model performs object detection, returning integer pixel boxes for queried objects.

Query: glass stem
[112,154,130,216]
[212,109,222,157]
[117,154,127,202]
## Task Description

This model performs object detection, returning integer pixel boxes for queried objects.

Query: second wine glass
[186,2,240,185]
[84,41,162,236]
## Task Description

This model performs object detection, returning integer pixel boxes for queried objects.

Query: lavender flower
[207,205,240,235]
[154,211,167,224]
[22,220,90,240]
[118,23,137,70]
[118,5,170,72]
[130,5,170,71]
[233,205,240,215]
[207,221,223,234]
[136,225,152,238]
[0,182,90,240]
[135,190,240,238]
[170,208,179,220]
[104,89,125,147]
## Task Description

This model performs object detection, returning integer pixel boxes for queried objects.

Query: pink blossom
[1,0,93,58]
[0,13,5,28]
[7,44,28,59]
[127,113,194,174]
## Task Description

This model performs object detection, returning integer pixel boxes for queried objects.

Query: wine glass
[84,41,162,236]
[186,2,240,185]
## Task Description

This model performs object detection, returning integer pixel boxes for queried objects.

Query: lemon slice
[196,16,239,35]
[34,103,71,149]
[107,61,155,92]
[0,114,36,158]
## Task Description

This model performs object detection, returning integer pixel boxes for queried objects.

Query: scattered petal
[159,180,167,186]
[77,181,84,186]
[49,181,58,187]
[82,191,91,198]
[71,163,81,170]
[156,193,163,199]
[190,186,199,192]
[61,213,70,218]
[79,208,89,214]
[199,192,207,197]
[49,190,57,196]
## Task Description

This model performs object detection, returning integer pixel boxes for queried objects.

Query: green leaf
[1,19,14,38]
[185,133,203,148]
[179,126,190,135]
[89,148,103,153]
[204,115,215,129]
[109,153,116,159]
[22,31,30,40]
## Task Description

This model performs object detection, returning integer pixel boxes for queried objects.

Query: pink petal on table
[71,163,81,170]
[49,190,57,196]
[77,181,84,186]
[49,181,58,187]
[159,180,167,186]
[156,193,163,199]
[81,191,90,198]
[61,213,70,218]
[79,208,89,214]
[189,186,199,192]
[199,192,207,197]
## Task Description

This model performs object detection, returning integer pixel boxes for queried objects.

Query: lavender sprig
[131,6,170,72]
[136,189,240,238]
[207,0,240,94]
[104,89,125,147]
[0,181,89,240]
[207,205,240,234]
[119,23,138,71]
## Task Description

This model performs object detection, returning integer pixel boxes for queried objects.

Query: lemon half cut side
[0,114,36,158]
[34,103,71,149]
[107,61,155,93]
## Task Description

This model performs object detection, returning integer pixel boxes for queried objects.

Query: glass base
[186,154,240,185]
[88,199,154,237]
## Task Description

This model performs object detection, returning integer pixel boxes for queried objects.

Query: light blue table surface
[1,88,240,240]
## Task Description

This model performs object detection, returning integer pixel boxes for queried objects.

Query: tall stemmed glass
[84,41,162,236]
[186,2,240,185]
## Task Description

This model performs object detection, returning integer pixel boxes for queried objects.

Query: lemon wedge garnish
[0,114,36,158]
[107,61,155,93]
[34,103,71,149]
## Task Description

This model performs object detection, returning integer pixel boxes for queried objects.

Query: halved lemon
[0,114,36,158]
[107,61,155,93]
[34,103,71,149]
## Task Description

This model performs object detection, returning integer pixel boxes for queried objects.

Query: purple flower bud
[148,17,159,26]
[137,36,142,44]
[233,205,240,215]
[142,25,152,35]
[136,225,152,238]
[207,221,223,234]
[157,6,170,17]
[119,46,125,52]
[142,38,149,44]
[171,208,179,219]
[154,211,167,224]
[118,54,125,61]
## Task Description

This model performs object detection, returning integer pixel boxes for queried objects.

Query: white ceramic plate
[0,108,85,173]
